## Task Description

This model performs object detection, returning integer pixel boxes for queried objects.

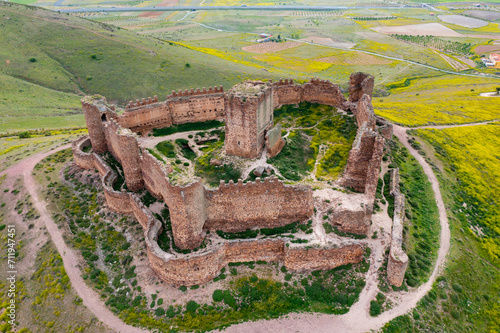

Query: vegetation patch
[152,120,223,137]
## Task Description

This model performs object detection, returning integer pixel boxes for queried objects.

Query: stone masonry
[72,73,390,285]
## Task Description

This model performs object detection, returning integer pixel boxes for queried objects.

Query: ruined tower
[225,81,275,159]
[81,95,111,154]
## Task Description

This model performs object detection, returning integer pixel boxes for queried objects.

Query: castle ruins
[72,72,408,286]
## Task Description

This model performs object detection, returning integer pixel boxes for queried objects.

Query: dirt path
[410,119,499,130]
[2,144,147,333]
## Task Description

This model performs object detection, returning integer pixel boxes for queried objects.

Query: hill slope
[0,2,274,132]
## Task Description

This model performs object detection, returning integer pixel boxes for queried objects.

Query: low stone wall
[328,192,372,235]
[71,136,95,170]
[284,244,364,271]
[387,169,409,287]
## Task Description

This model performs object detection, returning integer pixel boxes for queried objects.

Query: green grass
[152,120,223,137]
[155,141,176,158]
[268,130,313,181]
[388,138,440,287]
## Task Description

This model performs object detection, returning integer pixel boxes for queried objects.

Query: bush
[179,286,187,292]
[183,162,189,166]
[155,307,165,316]
[370,300,381,316]
[29,57,37,63]
[212,289,223,302]
[186,300,199,312]
[18,131,31,139]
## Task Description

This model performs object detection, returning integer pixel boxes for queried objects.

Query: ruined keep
[72,73,400,286]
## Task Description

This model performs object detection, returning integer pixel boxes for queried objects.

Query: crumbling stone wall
[272,79,302,108]
[117,102,171,133]
[265,123,286,158]
[167,87,225,124]
[72,136,95,169]
[81,96,113,154]
[72,138,365,286]
[103,118,144,192]
[302,78,347,107]
[341,125,385,195]
[284,244,364,271]
[348,72,374,103]
[353,94,376,130]
[387,169,409,287]
[204,177,314,232]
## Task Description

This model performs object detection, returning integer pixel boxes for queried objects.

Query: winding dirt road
[2,144,147,333]
[2,119,470,332]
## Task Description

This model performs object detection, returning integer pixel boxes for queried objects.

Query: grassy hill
[0,2,278,132]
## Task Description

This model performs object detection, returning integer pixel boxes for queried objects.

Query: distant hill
[0,2,271,132]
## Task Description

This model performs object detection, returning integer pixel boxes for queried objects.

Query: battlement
[307,78,333,85]
[217,176,284,190]
[170,85,224,98]
[125,96,159,111]
[272,78,295,86]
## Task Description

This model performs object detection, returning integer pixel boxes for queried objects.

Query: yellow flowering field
[374,75,500,126]
[415,123,500,265]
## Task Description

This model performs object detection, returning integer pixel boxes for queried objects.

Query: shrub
[186,300,199,312]
[29,57,37,62]
[185,63,191,68]
[179,286,187,292]
[370,300,381,316]
[183,162,189,166]
[212,289,223,302]
[155,307,165,316]
[18,131,31,139]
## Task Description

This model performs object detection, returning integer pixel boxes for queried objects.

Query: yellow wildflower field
[415,124,500,265]
[374,75,500,126]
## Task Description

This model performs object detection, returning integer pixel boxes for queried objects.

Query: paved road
[57,5,409,13]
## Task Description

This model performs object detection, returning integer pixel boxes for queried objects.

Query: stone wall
[272,79,302,108]
[272,78,347,109]
[387,168,409,287]
[353,94,376,130]
[117,103,171,133]
[341,125,385,195]
[265,123,285,158]
[284,244,364,271]
[302,78,347,108]
[71,136,95,169]
[72,137,365,286]
[103,118,144,191]
[167,88,225,125]
[81,96,111,154]
[204,177,314,232]
[348,72,374,103]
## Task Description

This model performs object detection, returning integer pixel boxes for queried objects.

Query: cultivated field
[242,41,303,54]
[372,23,464,37]
[438,14,488,28]
[462,9,500,21]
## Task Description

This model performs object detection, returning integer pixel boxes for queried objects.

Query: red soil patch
[139,0,178,19]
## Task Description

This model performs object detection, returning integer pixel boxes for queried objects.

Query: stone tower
[81,95,110,154]
[225,81,274,159]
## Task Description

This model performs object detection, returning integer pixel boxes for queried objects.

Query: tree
[496,87,500,95]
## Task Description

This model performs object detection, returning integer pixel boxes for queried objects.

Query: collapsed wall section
[387,169,409,287]
[204,177,314,232]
